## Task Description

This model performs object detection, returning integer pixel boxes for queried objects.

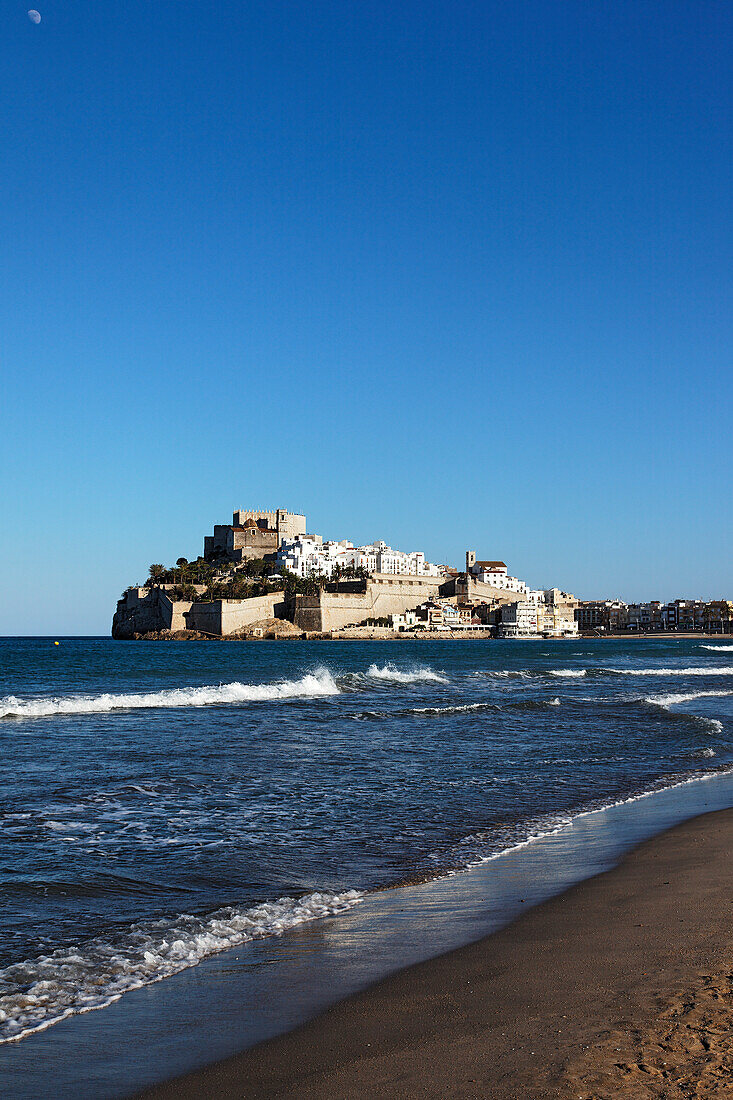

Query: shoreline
[5,767,733,1097]
[117,629,731,641]
[138,805,733,1099]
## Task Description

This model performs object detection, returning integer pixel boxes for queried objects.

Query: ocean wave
[0,889,361,1044]
[647,690,733,707]
[444,766,733,875]
[357,697,564,719]
[409,702,498,716]
[549,669,586,678]
[606,666,733,677]
[478,670,530,678]
[364,664,448,684]
[641,691,728,734]
[0,670,340,720]
[701,645,733,652]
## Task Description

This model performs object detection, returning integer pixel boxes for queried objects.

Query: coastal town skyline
[2,490,732,634]
[111,504,733,641]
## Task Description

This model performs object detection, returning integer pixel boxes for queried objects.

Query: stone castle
[113,507,577,639]
[203,509,306,563]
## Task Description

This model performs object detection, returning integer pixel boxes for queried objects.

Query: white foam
[410,696,562,716]
[410,702,491,715]
[607,666,733,677]
[642,691,728,734]
[647,689,733,707]
[365,664,448,684]
[452,767,733,875]
[0,889,362,1044]
[0,670,340,720]
[480,670,530,678]
[550,669,586,678]
[701,645,733,651]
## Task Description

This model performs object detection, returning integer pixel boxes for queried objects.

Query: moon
[28,9,41,23]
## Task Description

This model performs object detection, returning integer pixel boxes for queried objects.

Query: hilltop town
[112,508,733,640]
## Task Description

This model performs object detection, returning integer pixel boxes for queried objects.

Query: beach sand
[137,808,733,1099]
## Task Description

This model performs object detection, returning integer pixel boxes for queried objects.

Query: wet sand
[137,807,733,1099]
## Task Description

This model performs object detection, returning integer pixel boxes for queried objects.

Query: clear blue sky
[1,1,730,634]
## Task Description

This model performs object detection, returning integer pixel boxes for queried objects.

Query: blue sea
[1,635,733,1048]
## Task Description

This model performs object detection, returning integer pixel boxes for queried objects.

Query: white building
[496,600,540,637]
[277,536,440,579]
[465,553,529,594]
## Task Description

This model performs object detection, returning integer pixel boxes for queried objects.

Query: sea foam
[647,689,733,707]
[0,670,340,720]
[701,645,733,652]
[606,666,733,677]
[0,889,362,1043]
[642,690,731,734]
[365,664,448,684]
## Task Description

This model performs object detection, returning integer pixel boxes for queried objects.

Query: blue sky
[1,1,731,634]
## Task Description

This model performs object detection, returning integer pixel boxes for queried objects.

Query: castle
[203,509,307,563]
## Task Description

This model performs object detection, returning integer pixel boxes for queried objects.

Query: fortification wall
[464,577,521,604]
[113,588,285,637]
[187,592,286,635]
[292,574,446,631]
[112,588,193,637]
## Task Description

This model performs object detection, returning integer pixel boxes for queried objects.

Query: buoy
[54,641,59,645]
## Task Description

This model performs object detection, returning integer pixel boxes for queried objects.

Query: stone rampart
[112,588,194,638]
[187,593,286,635]
[113,587,285,637]
[292,574,449,632]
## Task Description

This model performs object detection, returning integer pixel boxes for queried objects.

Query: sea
[2,635,733,1093]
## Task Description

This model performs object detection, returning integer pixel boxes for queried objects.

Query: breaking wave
[365,664,448,684]
[0,889,362,1044]
[409,702,498,716]
[701,645,733,652]
[409,697,563,716]
[606,666,733,677]
[479,670,531,678]
[642,691,729,735]
[647,690,733,707]
[444,767,733,876]
[0,670,340,720]
[550,669,586,678]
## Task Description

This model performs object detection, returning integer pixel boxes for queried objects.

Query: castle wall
[229,526,278,559]
[186,592,286,635]
[292,574,448,632]
[457,577,521,605]
[113,588,285,637]
[276,510,307,541]
[112,588,193,637]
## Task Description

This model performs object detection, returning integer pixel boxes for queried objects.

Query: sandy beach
[137,807,733,1099]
